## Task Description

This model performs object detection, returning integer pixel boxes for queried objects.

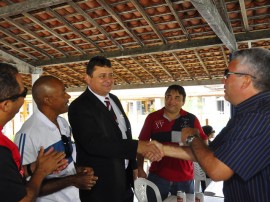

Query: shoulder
[145,108,164,121]
[150,108,163,116]
[109,93,120,102]
[0,146,12,156]
[58,116,68,124]
[69,89,94,108]
[0,146,13,166]
[181,109,196,119]
[15,116,37,140]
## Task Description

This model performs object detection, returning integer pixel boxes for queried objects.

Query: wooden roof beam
[130,0,167,44]
[131,57,160,82]
[68,1,123,51]
[172,52,194,80]
[0,49,33,73]
[4,17,67,56]
[113,59,144,83]
[31,30,270,67]
[47,8,103,52]
[0,0,67,18]
[165,0,190,39]
[96,0,144,47]
[23,13,85,54]
[239,0,250,32]
[150,55,174,79]
[191,0,238,52]
[194,49,211,78]
[0,38,37,60]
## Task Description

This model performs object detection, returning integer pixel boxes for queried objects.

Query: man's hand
[133,169,138,180]
[35,147,67,177]
[181,128,199,145]
[74,166,98,190]
[138,167,147,178]
[137,140,164,162]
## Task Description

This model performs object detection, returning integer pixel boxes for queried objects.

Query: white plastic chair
[194,162,211,192]
[134,178,162,202]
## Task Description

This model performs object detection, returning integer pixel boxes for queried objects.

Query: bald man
[14,75,98,202]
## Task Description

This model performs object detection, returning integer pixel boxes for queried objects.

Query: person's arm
[188,136,233,181]
[137,154,147,178]
[163,145,195,161]
[23,161,67,178]
[38,166,98,196]
[20,147,66,202]
[181,128,234,181]
[133,169,138,180]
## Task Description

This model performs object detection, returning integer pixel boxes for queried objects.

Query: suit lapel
[109,93,132,140]
[85,89,121,134]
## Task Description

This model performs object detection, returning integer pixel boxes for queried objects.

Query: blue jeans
[147,173,194,201]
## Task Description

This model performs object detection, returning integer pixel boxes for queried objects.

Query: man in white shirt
[15,75,98,202]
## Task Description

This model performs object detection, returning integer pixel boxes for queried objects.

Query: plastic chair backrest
[194,162,207,181]
[194,162,212,192]
[134,178,162,202]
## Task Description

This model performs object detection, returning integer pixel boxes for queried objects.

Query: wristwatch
[186,134,200,146]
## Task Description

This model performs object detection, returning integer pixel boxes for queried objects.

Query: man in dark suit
[68,56,162,202]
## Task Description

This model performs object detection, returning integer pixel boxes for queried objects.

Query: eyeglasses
[0,87,28,102]
[61,135,72,158]
[223,69,256,79]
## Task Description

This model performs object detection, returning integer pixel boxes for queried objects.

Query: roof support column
[31,67,43,112]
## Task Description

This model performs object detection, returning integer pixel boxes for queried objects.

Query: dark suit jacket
[68,89,138,202]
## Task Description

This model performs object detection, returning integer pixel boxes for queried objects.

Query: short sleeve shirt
[139,108,207,181]
[14,109,80,202]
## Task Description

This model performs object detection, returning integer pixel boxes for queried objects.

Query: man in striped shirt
[154,48,270,202]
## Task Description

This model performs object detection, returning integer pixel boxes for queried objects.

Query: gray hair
[231,48,270,91]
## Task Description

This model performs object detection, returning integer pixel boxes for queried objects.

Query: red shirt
[139,108,207,181]
[0,126,23,176]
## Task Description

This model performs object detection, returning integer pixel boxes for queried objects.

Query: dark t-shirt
[0,146,26,202]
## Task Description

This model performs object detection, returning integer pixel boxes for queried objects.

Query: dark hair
[231,48,270,91]
[0,63,20,101]
[202,125,215,136]
[165,85,186,102]
[86,56,112,76]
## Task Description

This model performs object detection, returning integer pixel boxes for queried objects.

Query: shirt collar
[234,91,270,115]
[87,86,110,103]
[35,109,63,132]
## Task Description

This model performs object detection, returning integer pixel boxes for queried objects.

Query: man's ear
[241,76,252,89]
[0,100,11,113]
[85,74,89,80]
[43,97,51,105]
[85,74,91,84]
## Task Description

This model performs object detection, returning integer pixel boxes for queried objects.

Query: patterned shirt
[209,91,270,202]
[139,108,207,181]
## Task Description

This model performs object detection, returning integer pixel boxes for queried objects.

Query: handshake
[137,128,199,162]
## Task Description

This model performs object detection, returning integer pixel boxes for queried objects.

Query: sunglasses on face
[223,69,256,79]
[61,135,72,158]
[0,87,28,102]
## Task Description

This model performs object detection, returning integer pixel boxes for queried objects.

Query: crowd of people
[0,47,270,202]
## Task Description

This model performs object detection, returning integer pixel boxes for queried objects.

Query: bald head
[32,76,63,107]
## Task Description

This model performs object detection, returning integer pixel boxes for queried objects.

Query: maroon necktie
[105,97,117,122]
[104,97,111,110]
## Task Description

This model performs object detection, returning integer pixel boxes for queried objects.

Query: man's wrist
[186,134,200,146]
